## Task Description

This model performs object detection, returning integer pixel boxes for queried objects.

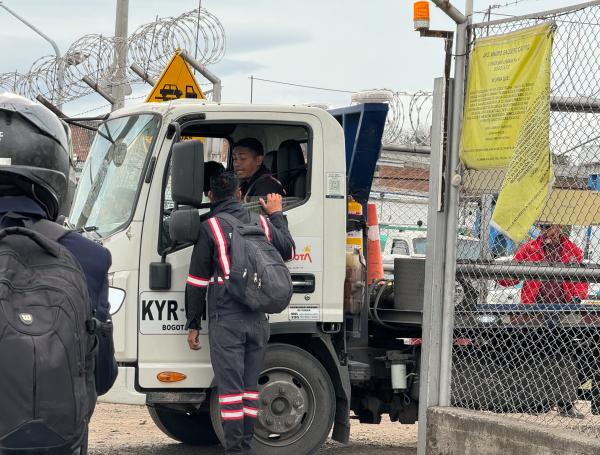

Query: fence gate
[451,1,600,437]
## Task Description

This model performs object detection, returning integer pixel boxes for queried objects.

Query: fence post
[416,76,453,455]
[438,0,471,408]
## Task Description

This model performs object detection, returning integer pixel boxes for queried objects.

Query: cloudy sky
[0,0,570,116]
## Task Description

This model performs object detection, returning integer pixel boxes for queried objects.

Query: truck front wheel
[210,343,336,455]
[148,405,219,446]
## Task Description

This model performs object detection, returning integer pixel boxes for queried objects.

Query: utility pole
[0,1,64,109]
[111,0,131,110]
[250,75,254,103]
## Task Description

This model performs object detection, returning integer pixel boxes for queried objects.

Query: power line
[474,0,542,15]
[71,88,148,117]
[250,77,355,94]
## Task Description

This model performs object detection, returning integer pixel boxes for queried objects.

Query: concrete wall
[426,407,600,455]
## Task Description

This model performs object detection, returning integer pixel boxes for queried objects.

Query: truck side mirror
[149,262,171,290]
[169,207,201,244]
[172,140,204,208]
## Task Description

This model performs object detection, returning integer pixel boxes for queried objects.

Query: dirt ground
[88,403,417,455]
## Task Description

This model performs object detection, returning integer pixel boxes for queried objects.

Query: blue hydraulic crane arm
[328,103,388,204]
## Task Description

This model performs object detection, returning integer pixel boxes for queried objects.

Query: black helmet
[0,93,71,220]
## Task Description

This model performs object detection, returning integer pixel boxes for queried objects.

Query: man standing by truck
[185,172,294,454]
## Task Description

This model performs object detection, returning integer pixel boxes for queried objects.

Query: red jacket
[499,235,589,304]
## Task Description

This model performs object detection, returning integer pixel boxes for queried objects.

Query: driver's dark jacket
[239,165,285,198]
[184,198,294,330]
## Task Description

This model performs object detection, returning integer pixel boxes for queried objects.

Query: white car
[381,232,521,305]
[382,231,481,265]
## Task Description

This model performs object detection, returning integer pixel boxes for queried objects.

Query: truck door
[136,108,339,390]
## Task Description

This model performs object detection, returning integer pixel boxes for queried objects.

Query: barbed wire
[378,91,432,146]
[0,7,225,105]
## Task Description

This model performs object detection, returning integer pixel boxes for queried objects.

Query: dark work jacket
[185,198,295,330]
[0,196,118,396]
[240,165,285,199]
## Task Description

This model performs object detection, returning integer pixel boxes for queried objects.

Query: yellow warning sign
[146,50,205,103]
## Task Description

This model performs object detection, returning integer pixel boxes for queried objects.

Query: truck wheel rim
[254,367,316,447]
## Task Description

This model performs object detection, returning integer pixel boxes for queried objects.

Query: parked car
[382,230,481,265]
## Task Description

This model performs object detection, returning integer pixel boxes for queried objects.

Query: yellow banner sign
[460,23,555,242]
[146,50,205,103]
[460,23,554,169]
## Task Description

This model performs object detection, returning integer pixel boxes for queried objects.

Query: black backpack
[0,219,97,454]
[216,213,293,314]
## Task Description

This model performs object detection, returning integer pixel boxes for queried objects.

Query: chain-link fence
[450,1,600,437]
[367,86,434,272]
[372,147,430,276]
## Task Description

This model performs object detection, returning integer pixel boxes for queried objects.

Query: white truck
[68,99,423,454]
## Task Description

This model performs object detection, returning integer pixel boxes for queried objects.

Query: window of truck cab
[158,121,312,254]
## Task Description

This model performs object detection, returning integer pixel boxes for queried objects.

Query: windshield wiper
[78,225,103,238]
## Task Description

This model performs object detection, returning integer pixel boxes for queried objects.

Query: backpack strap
[216,212,242,229]
[26,218,71,243]
[219,212,270,240]
[0,211,30,228]
[0,213,70,243]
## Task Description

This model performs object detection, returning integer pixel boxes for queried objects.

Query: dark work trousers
[209,314,270,454]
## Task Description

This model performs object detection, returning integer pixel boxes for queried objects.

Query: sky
[0,0,573,116]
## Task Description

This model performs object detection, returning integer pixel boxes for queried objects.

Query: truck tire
[148,405,219,446]
[210,343,336,455]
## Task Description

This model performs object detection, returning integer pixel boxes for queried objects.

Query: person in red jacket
[500,223,588,418]
[499,224,588,304]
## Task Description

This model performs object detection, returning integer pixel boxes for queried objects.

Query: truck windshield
[69,114,161,236]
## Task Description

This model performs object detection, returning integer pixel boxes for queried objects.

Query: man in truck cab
[232,137,285,199]
[185,172,294,454]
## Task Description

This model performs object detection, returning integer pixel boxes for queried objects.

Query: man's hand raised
[259,193,283,215]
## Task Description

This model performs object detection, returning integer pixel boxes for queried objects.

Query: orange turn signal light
[157,371,187,383]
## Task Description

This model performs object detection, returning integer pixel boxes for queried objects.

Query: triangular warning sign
[146,50,205,103]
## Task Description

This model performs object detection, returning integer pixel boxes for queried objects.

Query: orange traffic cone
[367,203,384,283]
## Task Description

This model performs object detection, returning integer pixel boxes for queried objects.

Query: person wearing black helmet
[0,93,117,454]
